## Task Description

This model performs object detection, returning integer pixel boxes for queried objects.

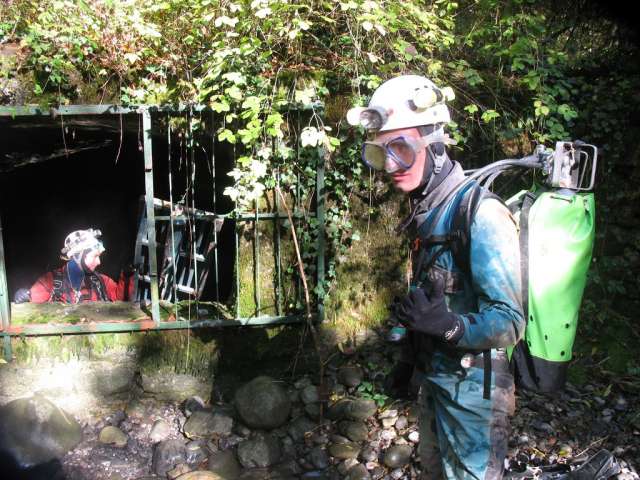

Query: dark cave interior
[0,113,236,303]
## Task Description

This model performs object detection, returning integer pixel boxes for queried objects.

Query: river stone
[339,459,360,476]
[378,409,398,419]
[383,445,412,469]
[185,440,208,465]
[381,417,397,429]
[287,416,317,442]
[379,429,397,442]
[330,434,350,444]
[407,405,419,423]
[309,446,330,469]
[236,468,274,480]
[346,399,377,421]
[347,464,371,480]
[140,371,211,402]
[99,426,128,448]
[389,468,404,479]
[175,472,225,480]
[168,463,191,479]
[106,410,126,427]
[301,385,320,404]
[359,445,377,462]
[305,403,321,420]
[328,441,361,459]
[125,399,147,418]
[300,472,328,479]
[184,410,234,438]
[0,394,82,467]
[152,439,187,477]
[370,466,385,480]
[237,433,282,468]
[207,449,242,479]
[338,365,364,388]
[149,419,172,443]
[184,396,207,417]
[339,421,369,442]
[272,459,303,477]
[395,416,408,431]
[327,398,352,421]
[234,376,291,429]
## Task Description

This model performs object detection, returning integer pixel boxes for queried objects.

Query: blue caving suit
[406,162,524,480]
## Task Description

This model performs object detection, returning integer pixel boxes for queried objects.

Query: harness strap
[88,273,109,301]
[483,350,491,399]
[416,182,503,401]
[519,192,537,320]
[51,268,65,302]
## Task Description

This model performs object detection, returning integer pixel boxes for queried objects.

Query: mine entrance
[0,106,325,361]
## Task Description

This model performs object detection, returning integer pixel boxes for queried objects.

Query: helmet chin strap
[411,142,453,199]
[414,124,451,195]
[397,145,454,233]
[78,249,94,274]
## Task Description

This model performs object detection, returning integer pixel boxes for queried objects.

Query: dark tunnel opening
[0,113,236,305]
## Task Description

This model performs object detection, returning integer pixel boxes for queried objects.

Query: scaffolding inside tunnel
[0,104,326,362]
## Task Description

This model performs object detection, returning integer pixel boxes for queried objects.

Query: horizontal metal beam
[0,101,324,118]
[234,212,315,221]
[0,104,209,117]
[154,212,314,221]
[0,314,310,337]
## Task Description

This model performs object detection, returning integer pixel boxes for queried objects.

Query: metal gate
[0,105,326,362]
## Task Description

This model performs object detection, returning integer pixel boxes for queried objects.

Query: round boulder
[183,410,234,438]
[383,444,413,469]
[346,399,377,421]
[234,376,291,429]
[237,433,282,469]
[152,439,187,477]
[338,365,364,388]
[207,449,242,479]
[0,394,82,467]
[98,426,128,448]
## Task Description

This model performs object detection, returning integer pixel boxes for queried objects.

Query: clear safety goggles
[361,136,428,173]
[362,133,457,173]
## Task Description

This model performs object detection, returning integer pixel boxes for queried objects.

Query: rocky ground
[2,335,639,480]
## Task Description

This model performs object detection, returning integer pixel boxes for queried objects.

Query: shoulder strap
[51,268,66,302]
[88,273,109,301]
[416,182,487,281]
[449,182,485,276]
[518,191,537,320]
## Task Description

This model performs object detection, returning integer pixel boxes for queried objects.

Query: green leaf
[223,71,245,85]
[242,96,261,110]
[210,100,231,113]
[557,104,578,121]
[464,104,479,114]
[218,129,236,144]
[226,85,243,101]
[481,110,500,123]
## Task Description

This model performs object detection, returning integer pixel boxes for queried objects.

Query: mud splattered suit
[407,164,524,479]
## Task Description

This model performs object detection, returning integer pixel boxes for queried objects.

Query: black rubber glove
[394,278,464,343]
[13,288,31,304]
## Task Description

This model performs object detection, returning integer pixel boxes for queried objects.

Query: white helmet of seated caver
[347,75,455,132]
[61,228,105,260]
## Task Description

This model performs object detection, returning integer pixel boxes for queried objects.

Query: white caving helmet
[61,228,105,260]
[347,75,455,132]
